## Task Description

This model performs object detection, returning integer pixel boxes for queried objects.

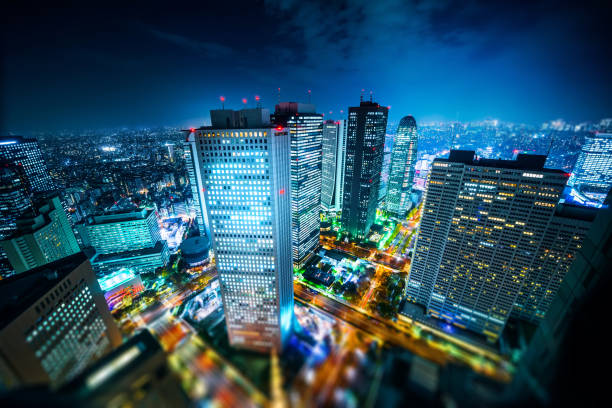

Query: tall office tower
[76,208,169,276]
[273,103,323,268]
[341,100,389,239]
[321,119,347,213]
[183,134,210,237]
[166,143,175,162]
[386,116,419,218]
[569,132,612,204]
[0,135,55,192]
[0,162,33,239]
[408,151,569,339]
[0,196,80,274]
[0,163,33,277]
[512,203,596,323]
[189,107,293,352]
[0,252,122,389]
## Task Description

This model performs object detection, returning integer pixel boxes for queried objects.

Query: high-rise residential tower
[321,119,347,214]
[341,100,389,239]
[273,103,323,269]
[189,107,293,352]
[568,132,612,204]
[0,136,55,193]
[0,196,80,274]
[408,151,569,339]
[386,116,418,218]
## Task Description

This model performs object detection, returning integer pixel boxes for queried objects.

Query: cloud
[148,28,234,57]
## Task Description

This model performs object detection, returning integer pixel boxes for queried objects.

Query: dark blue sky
[2,0,611,132]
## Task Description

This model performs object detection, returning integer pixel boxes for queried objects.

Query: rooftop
[90,241,166,264]
[438,150,566,174]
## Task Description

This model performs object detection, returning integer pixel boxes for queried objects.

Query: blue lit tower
[569,132,612,204]
[273,103,323,269]
[321,119,347,214]
[190,107,293,352]
[0,136,55,192]
[341,100,389,239]
[386,116,418,217]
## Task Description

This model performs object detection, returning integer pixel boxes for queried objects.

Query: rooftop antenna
[308,89,311,104]
[277,87,281,104]
[369,90,373,102]
[255,95,261,108]
[220,96,225,110]
[360,89,364,102]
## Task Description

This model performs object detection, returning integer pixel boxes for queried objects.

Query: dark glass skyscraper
[0,136,55,193]
[341,100,388,239]
[386,116,418,217]
[273,103,323,269]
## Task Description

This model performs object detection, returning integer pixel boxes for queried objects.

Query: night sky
[2,0,611,132]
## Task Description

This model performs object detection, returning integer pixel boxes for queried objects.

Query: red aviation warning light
[255,95,260,101]
[279,188,285,195]
[190,127,195,133]
[242,98,248,104]
[275,125,284,131]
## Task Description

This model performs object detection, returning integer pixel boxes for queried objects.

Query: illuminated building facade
[321,119,347,213]
[512,203,596,323]
[341,100,389,239]
[0,135,55,192]
[569,132,612,203]
[76,208,163,255]
[190,107,293,352]
[90,241,169,277]
[386,116,418,217]
[184,134,210,237]
[97,268,144,311]
[0,163,33,277]
[0,196,80,273]
[0,253,122,389]
[409,151,569,339]
[273,103,323,268]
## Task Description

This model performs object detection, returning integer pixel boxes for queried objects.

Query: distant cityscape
[0,97,611,407]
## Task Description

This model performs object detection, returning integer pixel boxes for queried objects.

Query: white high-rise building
[409,151,569,339]
[184,134,210,237]
[189,107,293,352]
[386,116,418,217]
[273,103,323,269]
[321,119,347,214]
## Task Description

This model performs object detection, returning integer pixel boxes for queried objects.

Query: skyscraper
[273,103,323,268]
[386,116,418,218]
[0,136,55,193]
[0,196,80,274]
[189,107,293,352]
[0,162,33,277]
[321,119,347,214]
[0,252,122,389]
[341,100,389,239]
[184,134,210,237]
[408,151,569,339]
[569,132,612,204]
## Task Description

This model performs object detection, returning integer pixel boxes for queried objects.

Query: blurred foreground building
[188,107,294,352]
[0,136,55,193]
[0,252,122,389]
[569,132,612,204]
